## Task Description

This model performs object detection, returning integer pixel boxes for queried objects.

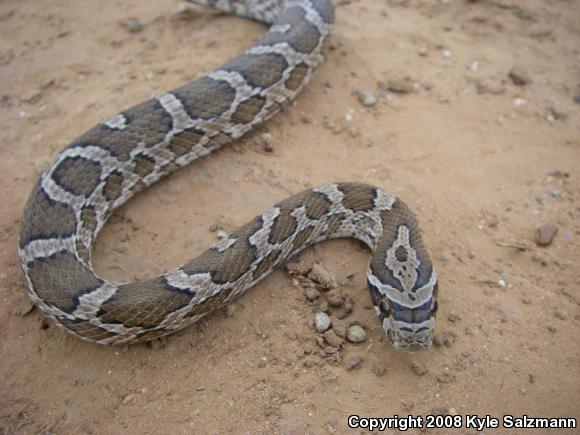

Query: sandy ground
[1,0,579,433]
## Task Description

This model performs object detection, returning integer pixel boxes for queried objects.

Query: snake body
[18,0,438,350]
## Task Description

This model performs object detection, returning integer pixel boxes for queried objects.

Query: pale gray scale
[188,0,285,24]
[367,267,436,310]
[57,145,124,176]
[245,43,310,66]
[312,184,345,211]
[373,189,397,212]
[248,207,281,255]
[367,272,397,298]
[290,0,330,34]
[206,70,262,111]
[70,282,120,320]
[19,236,77,264]
[40,173,91,213]
[383,317,435,340]
[102,113,128,130]
[384,225,421,292]
[270,23,291,33]
[157,93,198,131]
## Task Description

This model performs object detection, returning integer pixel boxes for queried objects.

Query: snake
[18,0,438,351]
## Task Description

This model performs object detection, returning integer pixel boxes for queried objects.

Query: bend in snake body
[18,0,438,350]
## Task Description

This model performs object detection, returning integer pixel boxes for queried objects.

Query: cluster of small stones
[286,259,368,369]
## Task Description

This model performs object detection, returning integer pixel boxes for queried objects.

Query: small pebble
[553,310,568,321]
[536,224,558,246]
[347,325,367,343]
[358,90,376,107]
[345,355,363,370]
[476,77,505,95]
[257,357,268,368]
[432,335,443,347]
[286,260,312,276]
[385,78,414,94]
[443,332,457,347]
[509,66,531,86]
[324,346,338,354]
[332,322,346,338]
[326,290,345,307]
[410,361,427,376]
[468,250,476,259]
[447,312,462,323]
[224,304,237,317]
[418,47,429,57]
[123,394,136,404]
[324,329,344,347]
[549,105,568,121]
[305,288,321,301]
[122,18,144,33]
[442,49,451,59]
[314,312,332,332]
[307,263,337,289]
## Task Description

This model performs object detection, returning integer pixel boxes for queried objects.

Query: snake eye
[379,301,391,317]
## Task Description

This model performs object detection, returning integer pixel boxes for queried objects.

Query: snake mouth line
[387,329,433,352]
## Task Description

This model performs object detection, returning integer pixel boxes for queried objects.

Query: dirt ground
[1,0,579,433]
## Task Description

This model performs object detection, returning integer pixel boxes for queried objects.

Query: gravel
[509,66,531,86]
[345,355,363,370]
[410,361,427,376]
[385,78,414,94]
[122,18,144,33]
[314,312,332,332]
[536,224,558,246]
[347,325,367,343]
[358,90,377,107]
[305,288,321,301]
[324,329,344,347]
[307,263,337,289]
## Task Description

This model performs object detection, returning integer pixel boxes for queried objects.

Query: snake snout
[387,327,433,352]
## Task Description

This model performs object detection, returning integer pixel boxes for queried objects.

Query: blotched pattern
[18,0,438,350]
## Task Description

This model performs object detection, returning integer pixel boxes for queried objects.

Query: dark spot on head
[395,245,408,262]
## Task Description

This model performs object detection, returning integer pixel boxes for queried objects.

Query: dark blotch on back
[173,77,236,120]
[276,189,332,220]
[371,200,433,290]
[260,7,321,54]
[26,250,103,313]
[51,156,102,197]
[338,183,376,212]
[97,277,193,329]
[20,182,77,247]
[310,0,335,24]
[182,217,264,284]
[222,53,288,89]
[69,99,173,161]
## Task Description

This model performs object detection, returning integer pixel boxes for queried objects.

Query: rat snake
[18,0,438,350]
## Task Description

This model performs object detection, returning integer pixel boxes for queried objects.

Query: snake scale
[18,0,438,351]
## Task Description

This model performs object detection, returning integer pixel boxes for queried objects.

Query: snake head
[366,222,439,352]
[367,271,439,352]
[381,297,438,352]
